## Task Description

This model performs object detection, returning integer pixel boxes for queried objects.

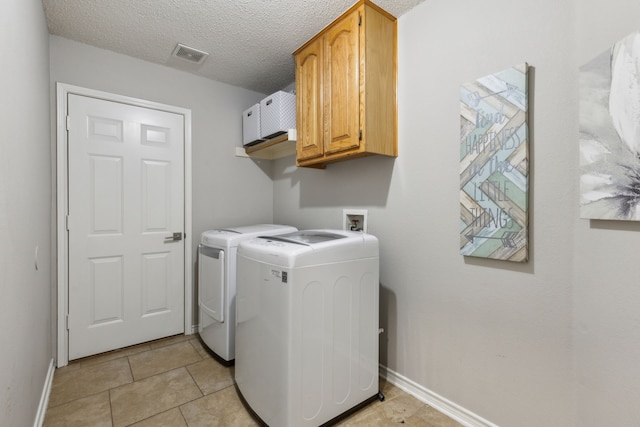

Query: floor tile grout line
[109,355,134,427]
[126,354,134,383]
[184,359,207,396]
[107,365,203,426]
[47,388,118,410]
[176,383,242,427]
[46,359,136,410]
[188,338,206,364]
[128,340,206,382]
[119,360,208,425]
[108,388,115,427]
[124,369,208,426]
[121,407,183,427]
[178,405,190,426]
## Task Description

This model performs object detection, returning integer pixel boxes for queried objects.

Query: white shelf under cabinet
[239,129,297,160]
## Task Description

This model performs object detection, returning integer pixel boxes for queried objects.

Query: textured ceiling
[42,0,425,94]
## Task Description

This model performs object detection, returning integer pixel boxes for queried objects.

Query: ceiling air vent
[172,43,209,64]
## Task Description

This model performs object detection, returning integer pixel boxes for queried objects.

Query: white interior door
[67,94,185,360]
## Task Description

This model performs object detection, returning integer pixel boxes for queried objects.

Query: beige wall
[0,0,52,425]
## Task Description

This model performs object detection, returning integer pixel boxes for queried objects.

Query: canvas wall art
[460,63,529,262]
[580,31,640,220]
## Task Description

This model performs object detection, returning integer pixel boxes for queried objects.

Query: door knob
[164,232,183,243]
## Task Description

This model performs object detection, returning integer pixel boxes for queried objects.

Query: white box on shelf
[259,91,296,139]
[242,103,264,146]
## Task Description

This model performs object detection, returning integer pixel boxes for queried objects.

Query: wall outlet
[343,209,368,233]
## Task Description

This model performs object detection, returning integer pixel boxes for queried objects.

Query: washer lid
[261,231,346,245]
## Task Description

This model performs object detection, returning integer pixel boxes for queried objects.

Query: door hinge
[358,14,362,26]
[66,215,70,230]
[66,116,71,131]
[359,129,363,141]
[66,314,70,330]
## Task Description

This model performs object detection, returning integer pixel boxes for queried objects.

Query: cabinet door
[295,39,324,161]
[324,8,361,155]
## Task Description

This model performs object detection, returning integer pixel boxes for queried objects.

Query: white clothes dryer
[197,224,296,362]
[235,229,381,426]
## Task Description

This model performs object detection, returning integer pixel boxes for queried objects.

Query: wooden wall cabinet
[293,0,397,168]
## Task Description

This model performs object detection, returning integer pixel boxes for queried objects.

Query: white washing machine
[235,229,380,426]
[197,224,297,362]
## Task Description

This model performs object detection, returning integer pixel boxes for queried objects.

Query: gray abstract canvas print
[580,31,640,220]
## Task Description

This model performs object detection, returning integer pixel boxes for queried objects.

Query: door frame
[56,83,193,367]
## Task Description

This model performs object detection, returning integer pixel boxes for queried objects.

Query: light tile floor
[44,334,463,426]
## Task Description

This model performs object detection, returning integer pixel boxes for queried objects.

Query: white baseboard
[33,358,55,427]
[379,365,498,427]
